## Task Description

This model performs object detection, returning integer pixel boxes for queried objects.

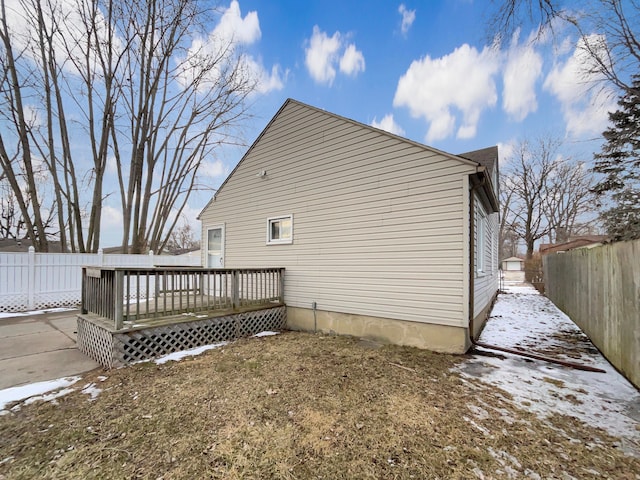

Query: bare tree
[0,176,57,241]
[487,0,561,40]
[0,0,255,252]
[486,0,640,95]
[111,0,255,253]
[541,160,597,243]
[0,0,49,250]
[165,223,200,254]
[498,179,521,258]
[1,181,25,239]
[501,136,598,258]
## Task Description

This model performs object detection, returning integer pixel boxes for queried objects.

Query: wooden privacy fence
[0,248,200,313]
[543,240,640,388]
[81,267,285,330]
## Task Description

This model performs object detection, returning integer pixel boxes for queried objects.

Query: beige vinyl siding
[473,192,499,317]
[201,101,477,328]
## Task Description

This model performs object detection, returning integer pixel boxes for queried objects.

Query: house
[198,99,499,353]
[539,235,608,255]
[501,256,524,271]
[501,256,525,283]
[0,238,65,252]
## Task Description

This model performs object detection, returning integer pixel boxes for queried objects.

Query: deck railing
[81,267,285,329]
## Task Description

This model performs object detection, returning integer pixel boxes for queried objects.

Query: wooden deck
[82,300,285,333]
[77,267,286,368]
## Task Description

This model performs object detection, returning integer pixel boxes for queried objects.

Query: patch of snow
[254,331,280,337]
[462,415,491,436]
[0,307,76,319]
[81,383,102,401]
[457,285,640,452]
[24,387,75,406]
[488,447,522,469]
[467,404,489,420]
[154,342,227,365]
[524,469,542,480]
[467,460,486,480]
[0,376,81,411]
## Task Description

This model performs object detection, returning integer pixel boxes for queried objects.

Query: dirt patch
[538,329,601,359]
[1,332,638,479]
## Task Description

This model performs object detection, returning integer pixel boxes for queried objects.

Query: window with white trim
[476,204,486,274]
[267,214,293,245]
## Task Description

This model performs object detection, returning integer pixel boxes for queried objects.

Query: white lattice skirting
[77,306,286,368]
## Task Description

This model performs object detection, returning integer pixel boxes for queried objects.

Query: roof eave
[470,168,499,213]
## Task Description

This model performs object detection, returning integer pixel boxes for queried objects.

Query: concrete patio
[0,310,101,389]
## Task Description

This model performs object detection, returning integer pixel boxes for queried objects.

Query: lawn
[0,332,638,479]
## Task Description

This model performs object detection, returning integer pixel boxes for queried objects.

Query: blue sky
[107,0,616,247]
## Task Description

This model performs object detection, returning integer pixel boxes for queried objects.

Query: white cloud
[4,0,122,75]
[23,105,43,128]
[305,26,342,85]
[305,26,365,85]
[106,155,119,174]
[371,114,406,136]
[503,33,543,121]
[101,205,123,229]
[179,1,283,95]
[497,140,516,167]
[339,44,365,76]
[213,0,261,45]
[543,34,616,138]
[169,204,202,233]
[398,4,416,35]
[200,159,229,178]
[256,64,286,94]
[393,44,500,143]
[240,56,285,94]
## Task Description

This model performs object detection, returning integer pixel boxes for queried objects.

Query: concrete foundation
[471,292,498,340]
[286,307,470,354]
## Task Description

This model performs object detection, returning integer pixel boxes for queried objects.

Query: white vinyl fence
[0,248,201,313]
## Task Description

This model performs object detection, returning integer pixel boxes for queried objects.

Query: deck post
[279,268,285,304]
[81,267,87,314]
[231,270,239,310]
[114,270,124,330]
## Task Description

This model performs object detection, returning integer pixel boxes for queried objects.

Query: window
[476,204,486,274]
[267,214,293,245]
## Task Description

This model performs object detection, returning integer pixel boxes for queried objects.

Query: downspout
[467,173,604,374]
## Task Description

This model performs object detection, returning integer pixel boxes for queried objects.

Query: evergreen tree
[593,75,640,241]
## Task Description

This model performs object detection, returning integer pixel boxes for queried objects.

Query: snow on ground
[154,342,228,365]
[153,331,280,364]
[0,330,282,411]
[0,307,76,319]
[0,377,81,411]
[254,331,279,337]
[457,284,640,454]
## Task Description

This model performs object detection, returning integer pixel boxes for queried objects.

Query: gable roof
[458,146,498,174]
[502,256,524,262]
[0,238,65,252]
[199,98,496,218]
[459,145,499,213]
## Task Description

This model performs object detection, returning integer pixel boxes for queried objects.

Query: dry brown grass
[1,332,638,479]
